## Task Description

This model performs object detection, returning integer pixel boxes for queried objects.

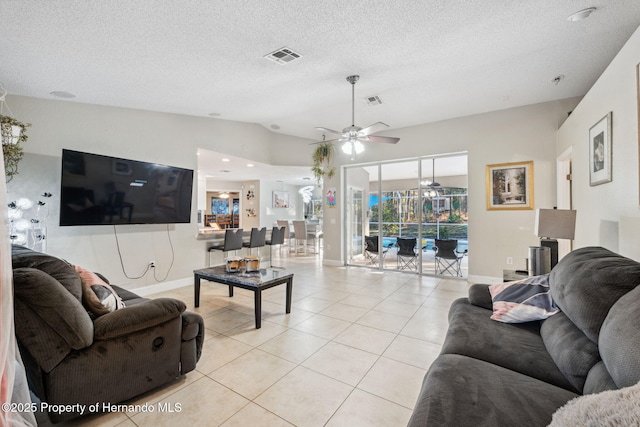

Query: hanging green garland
[311,142,336,182]
[1,115,29,182]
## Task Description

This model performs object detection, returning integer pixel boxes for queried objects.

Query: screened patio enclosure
[345,154,469,277]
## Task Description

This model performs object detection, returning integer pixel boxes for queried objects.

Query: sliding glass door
[345,154,468,277]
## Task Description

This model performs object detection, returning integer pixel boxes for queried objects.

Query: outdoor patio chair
[364,235,388,266]
[433,239,467,276]
[397,237,418,270]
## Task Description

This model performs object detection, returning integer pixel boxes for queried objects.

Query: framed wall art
[326,187,337,208]
[486,161,534,210]
[589,112,612,186]
[272,190,289,208]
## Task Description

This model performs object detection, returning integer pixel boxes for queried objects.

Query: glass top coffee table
[193,266,294,329]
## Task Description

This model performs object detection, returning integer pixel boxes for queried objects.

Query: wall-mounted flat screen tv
[60,149,194,226]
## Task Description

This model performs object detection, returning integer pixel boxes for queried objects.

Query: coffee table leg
[285,278,293,314]
[194,275,201,308]
[254,290,262,329]
[228,285,234,297]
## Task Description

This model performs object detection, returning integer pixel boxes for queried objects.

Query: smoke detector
[264,47,302,65]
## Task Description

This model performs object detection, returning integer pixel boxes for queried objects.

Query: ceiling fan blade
[366,135,400,144]
[315,127,342,135]
[359,122,389,136]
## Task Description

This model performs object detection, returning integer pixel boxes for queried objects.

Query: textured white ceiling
[1,1,639,185]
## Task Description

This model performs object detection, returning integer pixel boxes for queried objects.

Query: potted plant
[311,142,335,182]
[1,115,30,182]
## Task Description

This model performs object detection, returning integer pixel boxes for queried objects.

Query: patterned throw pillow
[74,265,126,317]
[489,274,559,323]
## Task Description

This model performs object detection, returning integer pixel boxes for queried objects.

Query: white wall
[8,91,584,285]
[557,26,640,259]
[321,98,581,280]
[6,96,311,290]
[260,181,304,227]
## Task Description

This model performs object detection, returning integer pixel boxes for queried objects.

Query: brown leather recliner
[11,245,204,423]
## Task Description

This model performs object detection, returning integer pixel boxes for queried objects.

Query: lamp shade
[535,209,576,240]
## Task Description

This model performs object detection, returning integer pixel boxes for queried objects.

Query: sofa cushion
[489,274,559,323]
[441,298,575,391]
[11,245,83,302]
[540,312,600,393]
[550,246,640,343]
[13,267,93,372]
[599,285,640,389]
[407,354,578,427]
[468,283,493,310]
[74,265,126,317]
[583,361,618,395]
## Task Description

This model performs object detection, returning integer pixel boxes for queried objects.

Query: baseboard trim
[322,259,344,267]
[468,274,502,285]
[133,277,192,296]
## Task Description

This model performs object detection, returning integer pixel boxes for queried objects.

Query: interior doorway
[557,147,573,259]
[205,191,240,229]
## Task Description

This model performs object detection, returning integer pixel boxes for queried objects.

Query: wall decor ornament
[8,192,52,252]
[486,161,534,210]
[326,187,337,208]
[589,112,612,186]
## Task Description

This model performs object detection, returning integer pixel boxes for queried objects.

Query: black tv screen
[60,149,194,226]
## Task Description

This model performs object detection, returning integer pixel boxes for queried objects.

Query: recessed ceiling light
[221,158,230,162]
[208,113,221,117]
[270,124,280,130]
[50,91,76,99]
[246,163,254,167]
[567,7,596,22]
[302,177,311,181]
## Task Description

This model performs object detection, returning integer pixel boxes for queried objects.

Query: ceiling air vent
[365,95,383,106]
[264,47,302,65]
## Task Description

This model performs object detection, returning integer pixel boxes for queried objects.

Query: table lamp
[534,208,577,268]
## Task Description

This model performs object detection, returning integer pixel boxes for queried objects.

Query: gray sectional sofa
[408,246,640,426]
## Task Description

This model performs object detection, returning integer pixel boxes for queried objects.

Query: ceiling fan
[315,75,400,159]
[421,158,442,197]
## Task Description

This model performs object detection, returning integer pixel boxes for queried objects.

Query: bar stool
[265,226,286,267]
[276,220,292,247]
[208,228,243,266]
[243,227,266,256]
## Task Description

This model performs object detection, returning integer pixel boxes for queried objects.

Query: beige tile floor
[38,248,469,427]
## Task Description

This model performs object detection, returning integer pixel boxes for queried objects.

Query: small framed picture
[272,190,289,208]
[486,161,534,210]
[589,112,612,186]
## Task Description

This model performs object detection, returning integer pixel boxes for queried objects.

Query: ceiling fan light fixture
[341,139,364,156]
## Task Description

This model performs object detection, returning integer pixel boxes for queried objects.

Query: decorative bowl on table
[225,256,244,272]
[244,255,261,272]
